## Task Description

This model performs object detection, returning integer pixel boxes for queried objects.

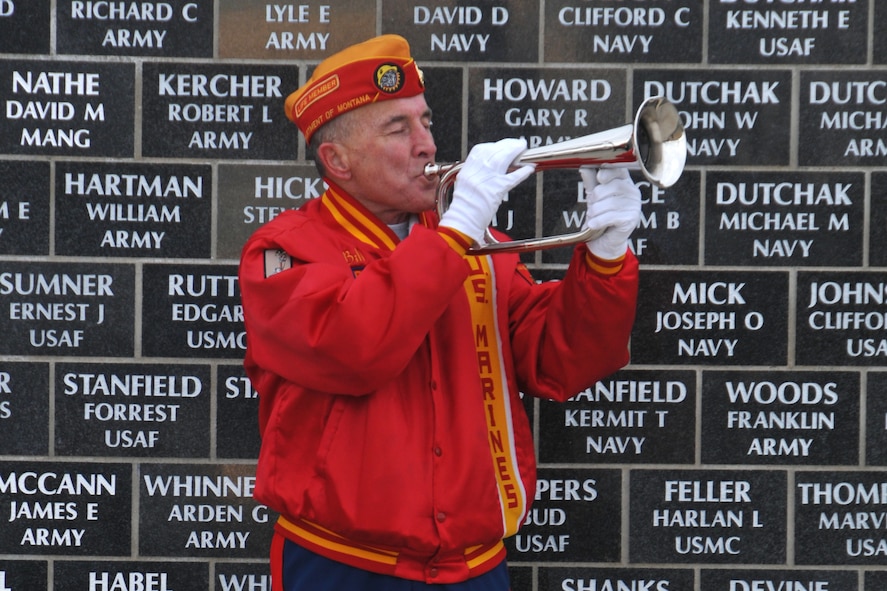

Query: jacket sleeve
[506,244,639,402]
[239,222,470,395]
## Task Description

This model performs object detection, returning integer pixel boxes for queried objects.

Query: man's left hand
[580,167,642,260]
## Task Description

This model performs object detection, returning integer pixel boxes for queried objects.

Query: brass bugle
[424,96,687,254]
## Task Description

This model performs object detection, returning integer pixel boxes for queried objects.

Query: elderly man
[238,34,641,591]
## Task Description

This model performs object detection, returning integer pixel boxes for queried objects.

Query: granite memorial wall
[2,1,887,590]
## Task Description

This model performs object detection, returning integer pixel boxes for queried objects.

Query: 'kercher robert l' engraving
[141,63,298,160]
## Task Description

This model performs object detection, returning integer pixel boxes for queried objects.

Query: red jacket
[238,186,638,583]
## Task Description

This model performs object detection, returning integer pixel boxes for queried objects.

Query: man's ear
[316,143,351,182]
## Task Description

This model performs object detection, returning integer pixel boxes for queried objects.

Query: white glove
[580,167,642,260]
[439,138,535,245]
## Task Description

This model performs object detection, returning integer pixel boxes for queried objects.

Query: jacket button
[433,446,442,457]
[429,567,439,578]
[436,512,446,522]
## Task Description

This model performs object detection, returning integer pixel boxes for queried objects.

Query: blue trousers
[273,536,511,591]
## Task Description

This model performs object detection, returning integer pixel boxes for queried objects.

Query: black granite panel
[0,160,50,255]
[0,362,49,455]
[634,69,793,167]
[701,370,860,466]
[705,171,864,266]
[701,569,857,591]
[55,162,212,259]
[538,567,694,591]
[141,62,299,161]
[0,261,135,357]
[54,362,211,458]
[799,71,887,167]
[216,365,261,460]
[216,562,271,591]
[468,67,627,148]
[0,59,134,157]
[505,468,622,563]
[539,369,696,465]
[0,560,47,590]
[545,0,703,64]
[865,373,887,466]
[541,169,701,266]
[138,463,272,558]
[796,271,887,367]
[384,0,539,63]
[56,0,213,57]
[0,0,50,54]
[0,461,131,556]
[631,270,790,366]
[871,173,887,268]
[55,561,208,591]
[141,263,243,359]
[630,469,788,564]
[795,471,887,565]
[710,0,869,64]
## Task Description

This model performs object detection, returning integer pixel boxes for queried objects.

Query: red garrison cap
[284,34,425,143]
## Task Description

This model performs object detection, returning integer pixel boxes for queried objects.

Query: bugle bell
[424,96,687,254]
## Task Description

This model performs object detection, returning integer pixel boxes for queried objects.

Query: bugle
[424,96,687,254]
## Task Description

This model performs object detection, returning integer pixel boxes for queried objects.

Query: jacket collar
[319,181,438,252]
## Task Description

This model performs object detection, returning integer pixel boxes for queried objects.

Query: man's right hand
[439,138,535,245]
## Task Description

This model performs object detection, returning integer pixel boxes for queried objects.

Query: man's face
[335,94,438,224]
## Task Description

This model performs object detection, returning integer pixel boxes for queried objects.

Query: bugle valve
[424,96,687,254]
